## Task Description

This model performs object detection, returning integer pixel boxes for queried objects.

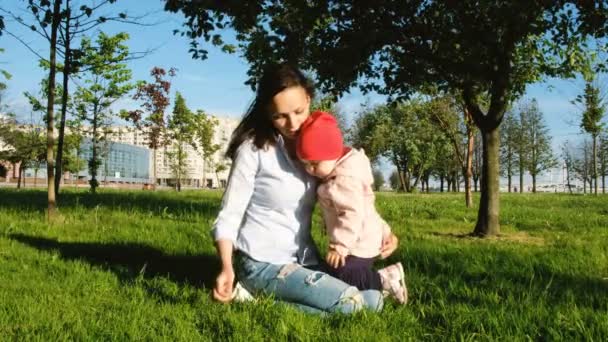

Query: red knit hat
[296,111,344,161]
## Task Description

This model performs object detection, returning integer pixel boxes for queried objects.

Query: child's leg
[331,255,382,291]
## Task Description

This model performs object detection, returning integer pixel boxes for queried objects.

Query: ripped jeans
[235,253,383,314]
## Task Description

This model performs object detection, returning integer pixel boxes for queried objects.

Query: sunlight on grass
[0,188,606,340]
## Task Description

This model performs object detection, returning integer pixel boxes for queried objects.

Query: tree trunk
[566,166,572,195]
[583,177,587,194]
[46,0,62,218]
[440,175,444,192]
[398,170,406,192]
[464,129,474,207]
[507,174,512,193]
[473,127,500,236]
[593,135,598,195]
[90,104,99,193]
[17,165,22,189]
[519,158,524,193]
[532,174,537,193]
[153,148,158,188]
[34,168,38,186]
[177,143,183,192]
[55,3,70,197]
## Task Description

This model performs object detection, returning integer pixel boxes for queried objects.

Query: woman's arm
[212,239,235,303]
[211,141,259,302]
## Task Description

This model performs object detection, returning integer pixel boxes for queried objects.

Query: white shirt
[212,136,319,265]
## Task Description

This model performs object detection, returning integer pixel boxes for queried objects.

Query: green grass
[0,188,607,340]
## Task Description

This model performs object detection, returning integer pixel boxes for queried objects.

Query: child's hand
[326,250,346,269]
[380,233,399,259]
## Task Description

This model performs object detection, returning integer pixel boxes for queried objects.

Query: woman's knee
[332,286,383,313]
[333,286,367,313]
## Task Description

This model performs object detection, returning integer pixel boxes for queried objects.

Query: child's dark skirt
[331,255,382,291]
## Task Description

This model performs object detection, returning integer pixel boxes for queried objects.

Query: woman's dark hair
[226,63,315,160]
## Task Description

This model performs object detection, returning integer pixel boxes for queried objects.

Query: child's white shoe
[378,262,408,304]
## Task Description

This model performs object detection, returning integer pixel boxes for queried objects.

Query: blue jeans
[235,253,383,314]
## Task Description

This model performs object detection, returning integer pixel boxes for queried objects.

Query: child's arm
[325,175,365,257]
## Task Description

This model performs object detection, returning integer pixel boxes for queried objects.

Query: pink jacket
[317,148,392,258]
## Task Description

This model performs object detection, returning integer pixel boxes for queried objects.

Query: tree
[166,1,608,236]
[191,109,220,188]
[0,117,45,189]
[350,102,391,164]
[500,110,518,192]
[526,101,557,192]
[573,139,594,193]
[389,170,400,191]
[599,133,608,193]
[122,67,176,187]
[427,94,476,206]
[561,141,575,194]
[74,32,133,193]
[167,92,196,192]
[472,132,483,192]
[372,168,384,191]
[515,101,533,193]
[576,80,606,195]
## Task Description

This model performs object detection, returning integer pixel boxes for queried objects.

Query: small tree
[524,100,557,193]
[191,109,220,188]
[167,92,196,191]
[561,141,575,194]
[599,133,608,193]
[122,67,176,187]
[0,118,45,188]
[576,80,606,195]
[74,32,133,193]
[515,101,533,193]
[573,139,594,193]
[372,168,384,191]
[389,170,400,191]
[500,110,518,192]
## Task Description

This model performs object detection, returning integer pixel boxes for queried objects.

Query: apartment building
[110,116,239,188]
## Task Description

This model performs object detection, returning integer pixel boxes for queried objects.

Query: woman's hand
[212,267,235,303]
[379,233,399,259]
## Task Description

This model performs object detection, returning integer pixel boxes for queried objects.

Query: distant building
[1,114,240,189]
[109,116,239,188]
[76,139,150,183]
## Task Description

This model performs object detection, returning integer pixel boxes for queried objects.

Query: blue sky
[1,1,602,184]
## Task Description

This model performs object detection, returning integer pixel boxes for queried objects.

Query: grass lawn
[0,188,606,340]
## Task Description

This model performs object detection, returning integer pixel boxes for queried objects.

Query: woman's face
[269,86,311,140]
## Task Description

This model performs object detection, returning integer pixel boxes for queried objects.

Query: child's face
[301,159,338,179]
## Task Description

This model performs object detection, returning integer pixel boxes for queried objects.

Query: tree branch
[3,30,47,61]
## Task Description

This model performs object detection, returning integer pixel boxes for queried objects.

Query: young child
[296,111,408,304]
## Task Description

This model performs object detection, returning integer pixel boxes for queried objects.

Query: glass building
[78,139,150,183]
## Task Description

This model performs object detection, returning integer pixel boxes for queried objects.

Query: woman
[211,63,398,314]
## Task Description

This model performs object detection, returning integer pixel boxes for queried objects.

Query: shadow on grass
[0,188,221,218]
[9,233,220,293]
[429,232,472,239]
